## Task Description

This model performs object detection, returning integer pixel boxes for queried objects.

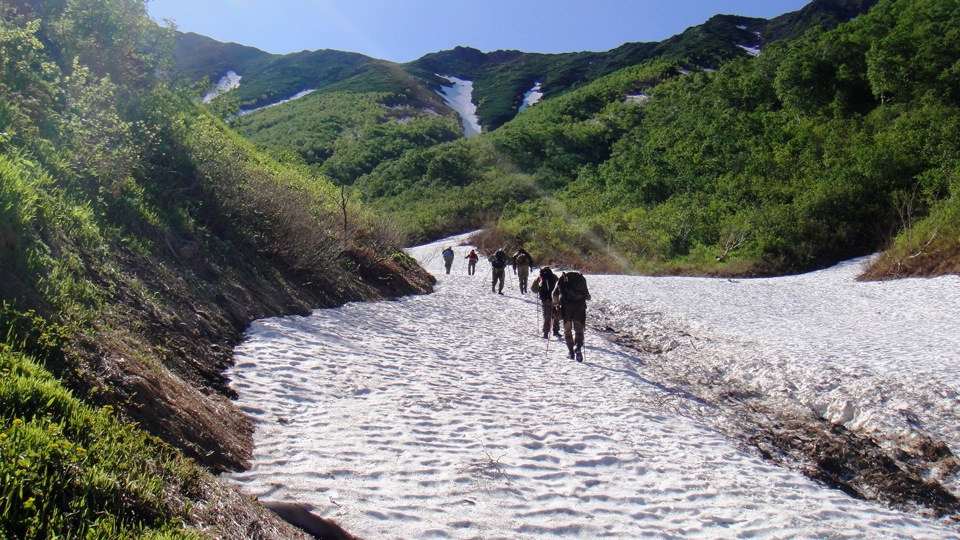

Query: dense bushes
[309,0,950,277]
[1,1,431,536]
[203,1,960,277]
[401,0,960,276]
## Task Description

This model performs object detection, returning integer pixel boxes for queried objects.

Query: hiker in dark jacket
[553,271,591,361]
[465,249,479,276]
[489,248,509,294]
[512,247,535,294]
[531,267,561,338]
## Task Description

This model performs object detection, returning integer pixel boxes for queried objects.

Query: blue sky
[147,0,812,63]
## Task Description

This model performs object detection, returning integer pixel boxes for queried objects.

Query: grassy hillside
[347,0,959,277]
[174,33,452,115]
[587,0,960,276]
[181,4,857,136]
[229,89,463,184]
[223,0,924,278]
[1,0,431,537]
[171,31,271,84]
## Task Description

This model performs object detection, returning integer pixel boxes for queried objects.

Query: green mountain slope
[171,0,958,280]
[172,30,272,83]
[206,0,880,201]
[186,0,951,279]
[480,1,960,275]
[176,1,878,133]
[1,0,431,537]
[346,0,959,278]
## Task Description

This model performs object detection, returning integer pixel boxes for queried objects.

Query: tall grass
[0,349,204,539]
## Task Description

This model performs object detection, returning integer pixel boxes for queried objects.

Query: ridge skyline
[149,0,811,64]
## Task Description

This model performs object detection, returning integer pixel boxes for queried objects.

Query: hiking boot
[567,347,575,360]
[575,350,583,362]
[542,332,549,339]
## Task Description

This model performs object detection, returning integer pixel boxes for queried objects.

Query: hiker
[441,246,455,274]
[465,249,479,275]
[512,247,535,294]
[531,267,561,339]
[489,248,509,294]
[553,270,591,361]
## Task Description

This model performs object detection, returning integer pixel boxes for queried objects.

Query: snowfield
[202,70,241,102]
[519,82,544,112]
[228,233,960,539]
[592,259,960,455]
[436,75,482,136]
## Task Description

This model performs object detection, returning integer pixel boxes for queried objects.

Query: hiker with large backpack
[489,248,509,294]
[512,247,535,294]
[553,271,591,361]
[441,246,455,274]
[531,267,561,339]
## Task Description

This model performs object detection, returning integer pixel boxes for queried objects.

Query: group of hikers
[440,245,591,362]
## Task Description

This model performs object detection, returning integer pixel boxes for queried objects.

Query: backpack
[560,271,589,302]
[490,251,507,269]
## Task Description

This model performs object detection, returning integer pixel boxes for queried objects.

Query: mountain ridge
[176,0,878,131]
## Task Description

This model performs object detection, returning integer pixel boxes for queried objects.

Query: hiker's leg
[563,320,575,357]
[573,305,587,350]
[573,321,585,350]
[563,320,574,350]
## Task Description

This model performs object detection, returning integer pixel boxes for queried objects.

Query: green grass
[0,349,205,539]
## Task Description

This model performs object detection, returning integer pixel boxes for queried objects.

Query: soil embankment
[68,246,434,474]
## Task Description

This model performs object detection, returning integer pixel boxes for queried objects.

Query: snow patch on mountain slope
[202,71,241,102]
[624,93,651,105]
[237,89,315,117]
[519,81,543,112]
[436,75,482,137]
